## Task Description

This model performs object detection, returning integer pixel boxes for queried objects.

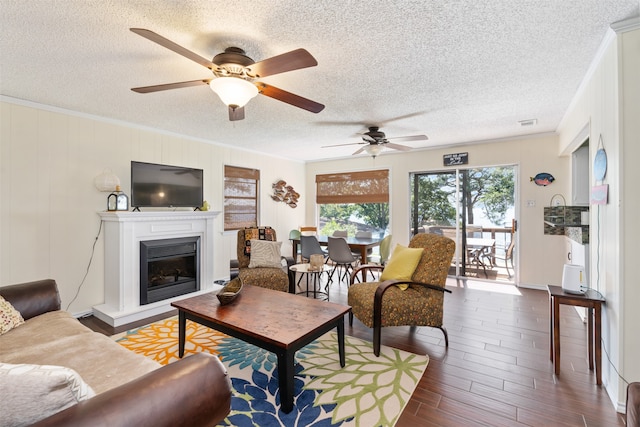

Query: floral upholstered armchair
[236,227,294,293]
[348,233,455,356]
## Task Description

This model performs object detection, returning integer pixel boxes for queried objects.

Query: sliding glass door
[410,165,517,282]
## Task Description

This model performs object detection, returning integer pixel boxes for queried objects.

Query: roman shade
[316,169,389,204]
[224,165,259,231]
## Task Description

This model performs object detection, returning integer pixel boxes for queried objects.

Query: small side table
[547,285,605,385]
[290,263,332,300]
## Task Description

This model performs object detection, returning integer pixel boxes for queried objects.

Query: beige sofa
[0,279,231,426]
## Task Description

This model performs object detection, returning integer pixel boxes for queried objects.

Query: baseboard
[72,309,93,319]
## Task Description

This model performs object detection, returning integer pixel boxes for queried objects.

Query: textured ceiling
[1,1,638,162]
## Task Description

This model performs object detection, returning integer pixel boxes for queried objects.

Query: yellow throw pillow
[379,244,424,289]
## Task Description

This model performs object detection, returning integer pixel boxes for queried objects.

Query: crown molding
[611,15,640,33]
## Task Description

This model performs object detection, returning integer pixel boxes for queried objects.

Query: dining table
[291,235,384,262]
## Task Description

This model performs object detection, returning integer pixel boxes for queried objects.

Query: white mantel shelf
[94,210,221,327]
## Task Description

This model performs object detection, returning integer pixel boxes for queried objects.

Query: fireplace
[95,211,219,327]
[140,236,200,305]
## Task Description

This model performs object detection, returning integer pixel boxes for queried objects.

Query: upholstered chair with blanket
[348,233,455,356]
[236,227,293,293]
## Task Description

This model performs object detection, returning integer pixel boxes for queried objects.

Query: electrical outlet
[526,200,536,207]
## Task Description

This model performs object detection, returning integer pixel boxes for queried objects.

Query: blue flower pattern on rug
[217,337,345,427]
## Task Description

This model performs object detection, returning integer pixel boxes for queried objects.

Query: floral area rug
[114,317,428,427]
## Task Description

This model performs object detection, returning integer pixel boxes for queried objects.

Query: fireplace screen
[140,236,200,305]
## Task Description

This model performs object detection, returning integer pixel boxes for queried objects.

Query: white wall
[305,133,570,288]
[0,99,306,315]
[557,24,640,409]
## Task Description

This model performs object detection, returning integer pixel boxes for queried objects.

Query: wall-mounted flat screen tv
[131,161,203,209]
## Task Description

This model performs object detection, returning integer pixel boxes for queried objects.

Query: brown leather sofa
[0,279,232,427]
[629,382,640,427]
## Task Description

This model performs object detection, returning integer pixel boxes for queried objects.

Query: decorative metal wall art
[271,180,299,208]
[530,172,555,186]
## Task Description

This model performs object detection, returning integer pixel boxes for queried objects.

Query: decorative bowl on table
[216,278,243,305]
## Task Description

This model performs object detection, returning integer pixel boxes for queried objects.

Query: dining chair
[327,236,360,284]
[348,233,455,356]
[378,234,393,266]
[361,234,392,281]
[354,230,373,262]
[300,226,318,236]
[300,235,327,262]
[288,229,302,262]
[299,235,330,288]
[332,230,348,237]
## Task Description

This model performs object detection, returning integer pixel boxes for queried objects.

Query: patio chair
[348,233,455,356]
[483,234,515,278]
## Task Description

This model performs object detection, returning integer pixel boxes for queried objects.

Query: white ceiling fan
[322,126,428,157]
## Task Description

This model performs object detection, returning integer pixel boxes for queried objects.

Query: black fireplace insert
[140,236,200,305]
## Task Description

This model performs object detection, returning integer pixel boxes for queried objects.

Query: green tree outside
[412,167,514,229]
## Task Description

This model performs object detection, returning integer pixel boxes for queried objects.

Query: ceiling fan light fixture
[363,144,383,157]
[209,77,258,108]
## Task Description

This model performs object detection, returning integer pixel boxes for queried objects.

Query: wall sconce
[94,169,121,192]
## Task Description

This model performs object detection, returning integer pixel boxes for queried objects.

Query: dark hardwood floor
[82,277,626,426]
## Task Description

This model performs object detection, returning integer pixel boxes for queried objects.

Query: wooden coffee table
[171,284,351,413]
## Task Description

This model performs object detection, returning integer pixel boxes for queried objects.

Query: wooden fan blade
[385,142,412,152]
[130,28,215,70]
[229,106,245,121]
[247,49,317,78]
[321,142,365,148]
[131,79,211,93]
[352,146,366,155]
[388,134,429,143]
[257,83,324,113]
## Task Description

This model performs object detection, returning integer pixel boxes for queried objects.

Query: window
[224,165,259,231]
[316,170,389,236]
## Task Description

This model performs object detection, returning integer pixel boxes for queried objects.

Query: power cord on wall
[65,219,103,312]
[595,203,630,388]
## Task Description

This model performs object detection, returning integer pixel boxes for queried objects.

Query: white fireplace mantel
[93,210,220,327]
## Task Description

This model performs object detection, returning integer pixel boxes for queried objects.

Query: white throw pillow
[248,239,283,268]
[0,362,96,426]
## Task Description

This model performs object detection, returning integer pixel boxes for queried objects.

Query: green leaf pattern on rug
[301,333,428,426]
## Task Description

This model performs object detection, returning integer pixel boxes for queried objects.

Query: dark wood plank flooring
[81,277,625,426]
